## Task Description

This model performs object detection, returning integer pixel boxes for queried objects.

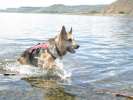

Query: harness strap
[47,43,62,59]
[28,43,48,53]
[28,42,62,60]
[32,43,48,49]
[47,49,56,59]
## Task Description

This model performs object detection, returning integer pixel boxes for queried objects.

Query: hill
[0,4,105,14]
[103,0,133,15]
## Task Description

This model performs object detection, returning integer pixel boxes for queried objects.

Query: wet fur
[18,26,79,70]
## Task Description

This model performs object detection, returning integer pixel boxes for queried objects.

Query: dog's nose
[76,45,80,49]
[74,45,80,49]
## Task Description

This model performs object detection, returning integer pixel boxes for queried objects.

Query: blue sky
[0,0,117,9]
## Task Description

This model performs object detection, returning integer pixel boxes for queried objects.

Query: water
[0,13,133,100]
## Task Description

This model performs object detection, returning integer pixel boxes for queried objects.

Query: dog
[17,26,79,70]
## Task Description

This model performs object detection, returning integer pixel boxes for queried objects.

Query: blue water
[0,13,133,100]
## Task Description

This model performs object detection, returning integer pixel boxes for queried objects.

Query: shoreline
[0,11,131,17]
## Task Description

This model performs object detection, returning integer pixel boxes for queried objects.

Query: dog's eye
[68,39,72,42]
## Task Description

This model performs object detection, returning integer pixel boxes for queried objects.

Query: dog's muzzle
[67,45,80,54]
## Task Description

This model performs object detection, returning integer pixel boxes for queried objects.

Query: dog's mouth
[67,45,80,53]
[67,47,75,53]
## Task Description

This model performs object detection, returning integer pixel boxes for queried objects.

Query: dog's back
[18,26,79,69]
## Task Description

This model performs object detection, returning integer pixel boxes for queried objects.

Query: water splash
[3,59,71,80]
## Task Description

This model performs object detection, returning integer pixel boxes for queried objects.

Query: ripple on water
[0,14,133,99]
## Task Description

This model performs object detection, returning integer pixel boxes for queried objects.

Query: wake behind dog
[4,59,71,80]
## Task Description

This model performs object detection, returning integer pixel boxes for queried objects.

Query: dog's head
[56,26,80,55]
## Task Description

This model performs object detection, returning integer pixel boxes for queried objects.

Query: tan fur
[55,36,67,56]
[38,50,56,70]
[18,26,79,70]
[18,56,28,65]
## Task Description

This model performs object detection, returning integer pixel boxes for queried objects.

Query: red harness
[28,43,48,53]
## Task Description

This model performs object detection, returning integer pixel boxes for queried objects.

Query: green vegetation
[0,4,105,14]
[119,11,125,14]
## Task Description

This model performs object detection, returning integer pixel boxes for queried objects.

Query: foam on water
[3,59,71,80]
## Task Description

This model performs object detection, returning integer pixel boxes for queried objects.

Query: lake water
[0,13,133,100]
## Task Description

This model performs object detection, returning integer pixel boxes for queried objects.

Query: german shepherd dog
[17,26,79,70]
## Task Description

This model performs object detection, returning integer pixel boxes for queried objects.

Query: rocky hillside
[103,0,133,15]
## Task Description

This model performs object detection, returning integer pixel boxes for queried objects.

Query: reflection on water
[0,13,133,100]
[23,77,76,100]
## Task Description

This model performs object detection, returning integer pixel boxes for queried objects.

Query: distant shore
[0,4,132,17]
[0,11,129,17]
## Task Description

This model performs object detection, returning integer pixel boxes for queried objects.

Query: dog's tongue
[68,48,75,53]
[71,49,75,53]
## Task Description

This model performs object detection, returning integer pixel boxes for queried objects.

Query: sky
[0,0,117,9]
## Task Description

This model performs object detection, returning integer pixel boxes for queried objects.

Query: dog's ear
[60,26,67,39]
[69,27,72,34]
